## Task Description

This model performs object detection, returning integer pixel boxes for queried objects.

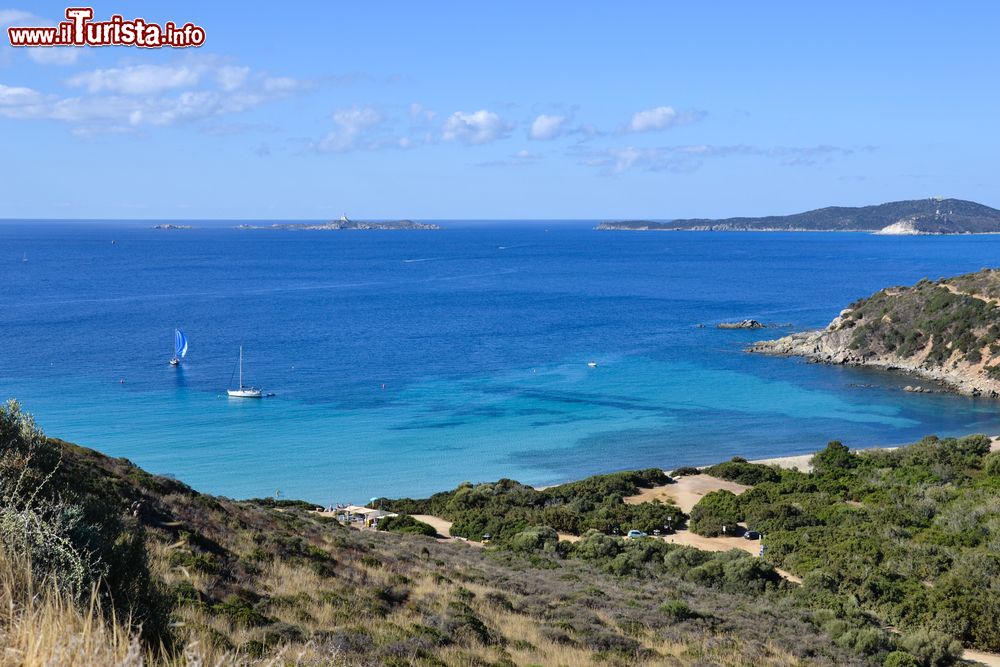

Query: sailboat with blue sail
[170,329,188,366]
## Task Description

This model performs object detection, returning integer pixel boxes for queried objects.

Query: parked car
[743,530,762,540]
[626,529,648,539]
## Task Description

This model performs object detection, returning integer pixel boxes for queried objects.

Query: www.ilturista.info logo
[7,7,205,49]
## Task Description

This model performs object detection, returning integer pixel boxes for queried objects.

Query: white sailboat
[170,329,188,366]
[227,346,262,398]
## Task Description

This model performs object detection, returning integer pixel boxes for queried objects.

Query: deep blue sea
[3,221,1000,503]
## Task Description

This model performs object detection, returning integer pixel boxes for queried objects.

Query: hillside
[596,198,1000,233]
[751,268,1000,397]
[1,401,870,667]
[694,441,1000,656]
[4,399,998,665]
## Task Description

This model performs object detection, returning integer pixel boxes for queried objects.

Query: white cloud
[579,144,854,174]
[409,102,436,123]
[0,58,309,132]
[261,76,300,94]
[474,149,542,168]
[26,48,80,65]
[625,106,700,133]
[68,64,204,95]
[216,65,250,92]
[0,9,33,24]
[441,109,511,145]
[317,106,383,152]
[0,82,43,107]
[529,113,567,140]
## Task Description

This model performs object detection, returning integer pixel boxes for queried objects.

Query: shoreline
[751,330,1000,399]
[535,438,998,495]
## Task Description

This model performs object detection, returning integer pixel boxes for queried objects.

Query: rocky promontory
[597,198,1000,234]
[750,269,1000,398]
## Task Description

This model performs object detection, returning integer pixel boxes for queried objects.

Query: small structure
[340,505,398,528]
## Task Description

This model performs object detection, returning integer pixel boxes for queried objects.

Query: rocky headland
[750,269,1000,398]
[597,198,1000,234]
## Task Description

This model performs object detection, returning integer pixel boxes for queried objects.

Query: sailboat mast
[239,346,243,388]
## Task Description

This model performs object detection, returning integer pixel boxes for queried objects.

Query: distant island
[751,268,1000,398]
[597,198,1000,234]
[237,216,441,231]
[152,224,193,230]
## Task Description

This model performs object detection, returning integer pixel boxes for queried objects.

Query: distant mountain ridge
[597,198,1000,234]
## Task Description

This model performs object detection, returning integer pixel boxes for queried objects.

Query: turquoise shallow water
[3,222,1000,503]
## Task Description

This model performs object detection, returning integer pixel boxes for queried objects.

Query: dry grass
[0,419,870,667]
[0,549,256,667]
[0,549,146,667]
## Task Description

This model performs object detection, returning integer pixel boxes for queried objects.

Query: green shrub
[377,514,438,537]
[884,651,920,667]
[811,441,858,475]
[508,526,558,553]
[659,599,698,622]
[212,595,270,627]
[383,469,682,542]
[983,451,1000,476]
[689,490,742,537]
[899,628,963,666]
[572,529,622,560]
[704,458,780,485]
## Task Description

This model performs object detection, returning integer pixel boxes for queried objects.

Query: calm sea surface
[3,222,1000,502]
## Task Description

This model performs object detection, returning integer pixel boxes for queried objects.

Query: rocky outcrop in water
[717,320,765,329]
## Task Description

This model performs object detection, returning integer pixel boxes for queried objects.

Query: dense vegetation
[3,399,996,665]
[597,198,1000,232]
[2,401,874,666]
[696,437,1000,656]
[376,513,438,537]
[383,469,685,543]
[835,273,1000,370]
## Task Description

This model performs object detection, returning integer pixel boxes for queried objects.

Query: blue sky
[1,1,998,219]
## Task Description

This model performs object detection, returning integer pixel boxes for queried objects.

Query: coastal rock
[874,220,924,236]
[718,319,765,329]
[749,268,1000,399]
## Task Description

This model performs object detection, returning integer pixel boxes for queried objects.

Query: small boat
[21,253,27,263]
[587,361,597,368]
[227,346,262,398]
[170,329,188,366]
